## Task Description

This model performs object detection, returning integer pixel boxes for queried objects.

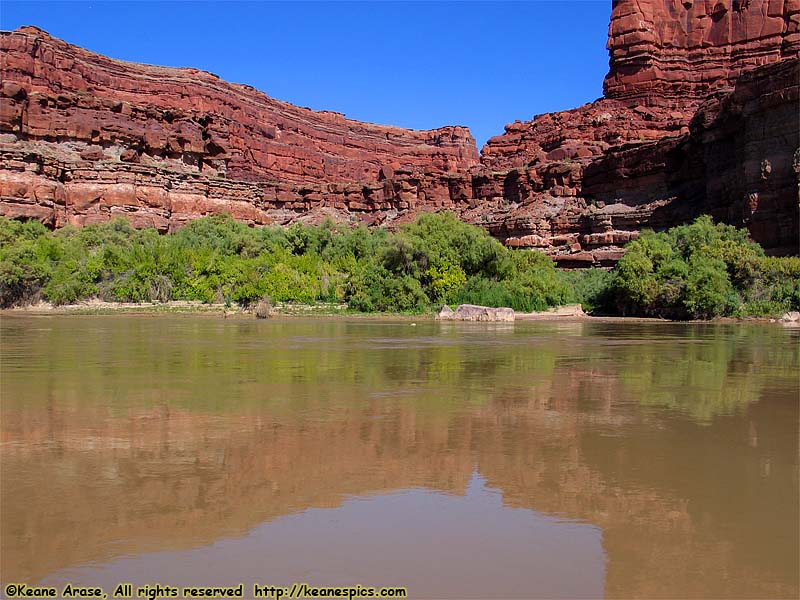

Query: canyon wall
[0,26,478,231]
[604,0,799,102]
[0,25,478,185]
[479,0,799,262]
[1,0,798,264]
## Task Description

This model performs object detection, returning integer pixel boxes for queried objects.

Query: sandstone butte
[1,0,798,266]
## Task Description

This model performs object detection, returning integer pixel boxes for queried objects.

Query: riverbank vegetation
[1,213,797,319]
[611,217,800,319]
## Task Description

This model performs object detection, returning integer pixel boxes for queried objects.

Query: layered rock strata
[0,26,478,185]
[477,0,799,262]
[1,0,798,265]
[604,0,799,102]
[478,0,799,262]
[481,56,799,263]
[0,25,478,230]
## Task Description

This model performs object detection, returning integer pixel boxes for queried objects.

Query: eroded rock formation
[435,304,516,321]
[604,0,798,102]
[1,0,798,264]
[0,25,478,230]
[479,0,799,262]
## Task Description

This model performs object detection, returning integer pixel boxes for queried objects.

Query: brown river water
[0,315,798,599]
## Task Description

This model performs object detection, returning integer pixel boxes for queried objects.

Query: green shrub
[346,262,429,312]
[684,255,737,319]
[425,263,467,303]
[558,268,613,312]
[611,216,799,318]
[454,277,520,311]
[386,212,509,278]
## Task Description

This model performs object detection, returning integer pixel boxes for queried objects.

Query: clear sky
[1,1,611,149]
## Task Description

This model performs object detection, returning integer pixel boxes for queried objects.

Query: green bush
[611,216,799,318]
[346,262,429,312]
[425,263,467,304]
[453,276,520,311]
[558,268,613,313]
[385,212,509,279]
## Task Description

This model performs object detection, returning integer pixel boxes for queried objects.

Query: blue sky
[1,1,610,149]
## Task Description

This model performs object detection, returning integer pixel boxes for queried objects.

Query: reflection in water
[1,316,798,599]
[39,474,606,600]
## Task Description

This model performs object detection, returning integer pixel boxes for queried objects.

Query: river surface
[1,315,798,599]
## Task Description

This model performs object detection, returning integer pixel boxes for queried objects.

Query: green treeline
[0,213,797,318]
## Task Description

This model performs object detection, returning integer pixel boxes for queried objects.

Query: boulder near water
[437,304,515,322]
[254,297,273,319]
[435,305,456,320]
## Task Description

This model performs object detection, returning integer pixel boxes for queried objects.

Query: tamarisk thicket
[1,213,797,319]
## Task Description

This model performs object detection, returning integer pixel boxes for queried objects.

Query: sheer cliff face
[480,0,799,260]
[0,26,478,185]
[0,1,798,261]
[604,0,798,102]
[484,0,799,168]
[0,26,479,231]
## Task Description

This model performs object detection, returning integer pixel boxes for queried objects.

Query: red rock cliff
[0,26,480,231]
[480,0,798,261]
[1,1,798,261]
[604,0,798,103]
[0,26,478,185]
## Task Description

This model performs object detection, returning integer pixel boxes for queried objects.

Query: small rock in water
[255,297,273,319]
[435,305,455,320]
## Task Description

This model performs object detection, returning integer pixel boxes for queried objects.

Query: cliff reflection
[1,317,797,598]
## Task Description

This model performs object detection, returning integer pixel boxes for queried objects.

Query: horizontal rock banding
[0,25,479,187]
[603,0,798,103]
[1,0,798,264]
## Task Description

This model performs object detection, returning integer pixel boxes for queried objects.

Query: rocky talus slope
[1,0,797,264]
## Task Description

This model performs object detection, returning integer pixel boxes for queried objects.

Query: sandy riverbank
[2,299,794,326]
[0,300,417,319]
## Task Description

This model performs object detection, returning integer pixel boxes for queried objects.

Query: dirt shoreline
[1,300,792,326]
